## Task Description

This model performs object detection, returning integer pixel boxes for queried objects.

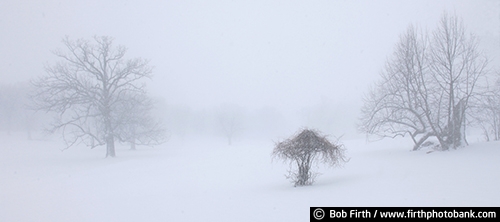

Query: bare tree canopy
[359,13,488,151]
[272,128,347,187]
[359,24,430,151]
[31,36,166,157]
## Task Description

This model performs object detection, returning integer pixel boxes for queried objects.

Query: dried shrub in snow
[272,128,348,187]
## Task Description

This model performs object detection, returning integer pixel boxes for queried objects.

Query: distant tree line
[0,82,45,138]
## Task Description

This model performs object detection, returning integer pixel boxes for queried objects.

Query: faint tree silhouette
[32,36,165,157]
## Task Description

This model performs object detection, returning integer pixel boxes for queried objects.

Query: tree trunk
[412,133,432,151]
[130,137,136,150]
[296,159,311,186]
[106,135,116,157]
[130,126,137,150]
[297,164,307,186]
[450,99,466,149]
[436,133,449,151]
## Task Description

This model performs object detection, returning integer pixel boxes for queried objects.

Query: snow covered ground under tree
[1,133,499,222]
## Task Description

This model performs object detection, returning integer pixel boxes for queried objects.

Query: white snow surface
[1,133,499,222]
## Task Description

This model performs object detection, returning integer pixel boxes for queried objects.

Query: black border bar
[310,207,499,221]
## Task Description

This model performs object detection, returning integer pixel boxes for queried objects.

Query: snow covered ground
[1,133,499,222]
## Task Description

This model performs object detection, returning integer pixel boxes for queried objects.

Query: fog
[2,2,500,220]
[1,0,499,139]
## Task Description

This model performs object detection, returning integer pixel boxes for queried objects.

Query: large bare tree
[360,24,432,150]
[360,13,488,151]
[32,36,163,157]
[427,13,488,150]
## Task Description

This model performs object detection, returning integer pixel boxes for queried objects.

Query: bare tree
[112,94,167,150]
[474,76,500,141]
[428,13,488,150]
[217,104,244,145]
[272,128,347,187]
[31,36,163,157]
[360,13,488,151]
[359,24,432,150]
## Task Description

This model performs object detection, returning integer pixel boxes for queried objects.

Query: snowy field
[1,133,499,222]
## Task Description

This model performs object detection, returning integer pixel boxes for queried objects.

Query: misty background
[1,0,499,142]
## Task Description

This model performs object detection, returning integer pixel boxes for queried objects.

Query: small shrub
[272,128,348,186]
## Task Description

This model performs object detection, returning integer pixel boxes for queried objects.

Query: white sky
[1,0,499,113]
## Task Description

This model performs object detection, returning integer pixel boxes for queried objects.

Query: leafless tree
[359,24,432,151]
[427,13,487,150]
[474,76,500,141]
[31,36,163,157]
[112,94,167,150]
[272,128,347,187]
[360,13,488,151]
[217,104,244,145]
